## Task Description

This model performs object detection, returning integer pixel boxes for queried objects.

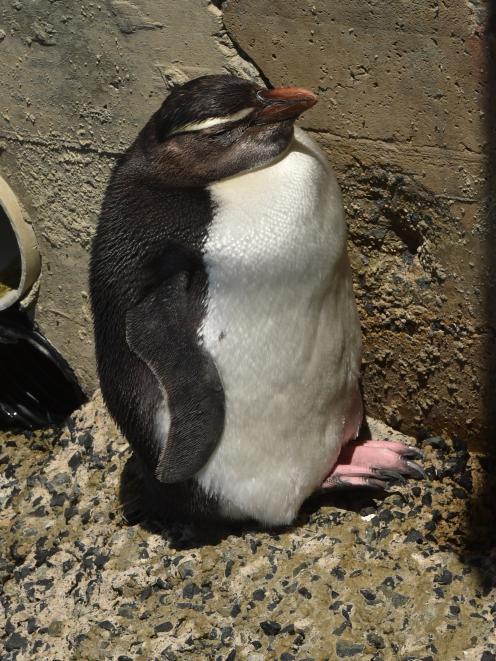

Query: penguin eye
[207,126,232,138]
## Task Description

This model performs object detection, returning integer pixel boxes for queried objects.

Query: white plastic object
[0,175,41,310]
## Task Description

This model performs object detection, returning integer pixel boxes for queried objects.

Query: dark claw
[402,445,424,460]
[405,460,428,480]
[377,460,427,481]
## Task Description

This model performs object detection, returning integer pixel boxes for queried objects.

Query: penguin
[89,74,424,527]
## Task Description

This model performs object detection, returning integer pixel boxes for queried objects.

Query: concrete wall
[1,0,494,448]
[0,0,259,393]
[224,0,495,449]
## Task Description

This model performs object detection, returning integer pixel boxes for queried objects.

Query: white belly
[196,128,362,525]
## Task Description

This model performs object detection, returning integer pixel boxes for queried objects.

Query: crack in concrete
[304,127,484,162]
[211,1,272,87]
[0,131,122,160]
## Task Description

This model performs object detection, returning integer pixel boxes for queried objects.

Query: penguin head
[143,75,317,185]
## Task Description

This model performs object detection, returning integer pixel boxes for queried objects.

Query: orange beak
[254,86,318,123]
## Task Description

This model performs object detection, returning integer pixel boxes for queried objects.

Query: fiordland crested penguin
[90,75,424,527]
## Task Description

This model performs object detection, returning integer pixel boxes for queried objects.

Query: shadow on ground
[118,448,382,552]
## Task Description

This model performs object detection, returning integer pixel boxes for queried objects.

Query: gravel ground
[1,393,496,660]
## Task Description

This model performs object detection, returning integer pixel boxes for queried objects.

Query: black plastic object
[0,309,86,430]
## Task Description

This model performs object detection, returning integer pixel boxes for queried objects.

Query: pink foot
[322,439,425,490]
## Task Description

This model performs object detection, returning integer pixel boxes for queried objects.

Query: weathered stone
[223,0,496,448]
[1,0,494,450]
[336,640,364,657]
[0,397,495,659]
[0,0,260,394]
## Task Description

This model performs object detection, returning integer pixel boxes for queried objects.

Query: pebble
[260,620,281,636]
[435,569,453,585]
[336,640,364,657]
[0,400,495,659]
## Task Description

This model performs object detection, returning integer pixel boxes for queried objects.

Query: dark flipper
[126,272,225,484]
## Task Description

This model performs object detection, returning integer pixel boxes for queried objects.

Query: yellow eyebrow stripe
[169,107,254,135]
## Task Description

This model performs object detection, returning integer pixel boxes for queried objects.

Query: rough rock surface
[223,0,496,448]
[0,0,260,394]
[2,0,495,449]
[1,395,495,659]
